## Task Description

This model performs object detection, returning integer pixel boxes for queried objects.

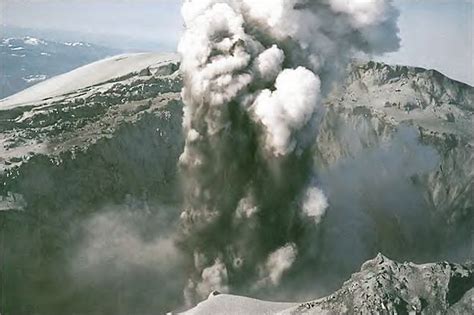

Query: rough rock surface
[285,254,473,315]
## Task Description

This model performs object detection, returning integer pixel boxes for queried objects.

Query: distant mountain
[2,25,172,52]
[0,36,120,99]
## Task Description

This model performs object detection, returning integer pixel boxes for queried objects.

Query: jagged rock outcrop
[285,254,473,314]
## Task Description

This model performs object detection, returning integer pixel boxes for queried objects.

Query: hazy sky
[2,0,183,50]
[1,0,473,85]
[380,0,473,85]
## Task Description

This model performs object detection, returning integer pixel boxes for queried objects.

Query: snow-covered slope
[178,292,296,315]
[0,53,181,173]
[0,53,179,109]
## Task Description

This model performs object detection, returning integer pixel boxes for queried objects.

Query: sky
[380,0,473,85]
[1,0,473,85]
[1,0,183,51]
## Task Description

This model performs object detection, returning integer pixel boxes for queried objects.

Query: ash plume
[177,0,400,304]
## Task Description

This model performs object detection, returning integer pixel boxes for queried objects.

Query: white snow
[178,294,296,315]
[24,37,47,46]
[3,37,46,46]
[22,75,48,83]
[64,42,91,47]
[0,53,179,110]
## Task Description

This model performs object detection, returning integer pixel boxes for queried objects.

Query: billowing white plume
[178,0,399,304]
[253,67,321,155]
[195,258,230,297]
[302,186,328,224]
[259,243,298,286]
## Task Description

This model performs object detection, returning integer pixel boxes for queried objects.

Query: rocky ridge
[285,254,473,314]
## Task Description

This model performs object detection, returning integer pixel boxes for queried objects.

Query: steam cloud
[177,0,400,304]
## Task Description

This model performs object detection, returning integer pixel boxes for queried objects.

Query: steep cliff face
[313,62,473,268]
[0,55,472,314]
